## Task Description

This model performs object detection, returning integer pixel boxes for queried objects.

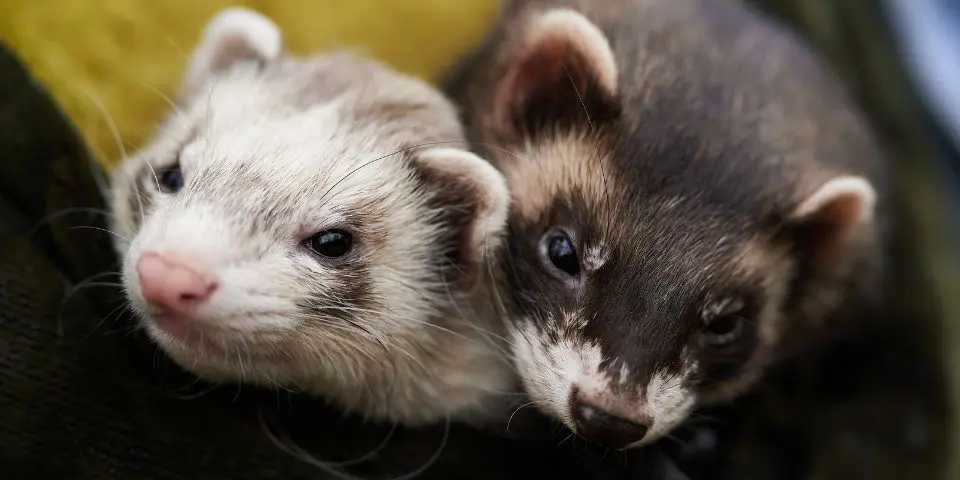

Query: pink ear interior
[180,8,282,100]
[497,36,585,123]
[493,9,619,133]
[789,176,876,264]
[414,148,510,287]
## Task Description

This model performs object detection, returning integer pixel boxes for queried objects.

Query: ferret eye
[158,163,184,193]
[542,232,581,277]
[307,229,353,258]
[700,315,744,347]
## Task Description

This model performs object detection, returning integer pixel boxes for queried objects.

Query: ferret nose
[571,400,649,449]
[136,251,217,312]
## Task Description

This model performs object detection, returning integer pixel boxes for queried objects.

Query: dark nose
[572,401,649,449]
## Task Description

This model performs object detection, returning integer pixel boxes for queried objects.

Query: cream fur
[108,8,517,427]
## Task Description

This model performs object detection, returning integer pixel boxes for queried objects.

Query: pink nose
[136,251,217,312]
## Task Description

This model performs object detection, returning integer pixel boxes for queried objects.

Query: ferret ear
[495,8,620,137]
[180,8,283,99]
[787,176,877,265]
[414,147,510,285]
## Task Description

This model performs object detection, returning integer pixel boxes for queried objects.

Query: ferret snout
[137,251,218,313]
[570,390,651,449]
[570,397,650,449]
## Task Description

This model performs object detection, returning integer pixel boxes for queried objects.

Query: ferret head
[108,8,511,424]
[454,6,883,448]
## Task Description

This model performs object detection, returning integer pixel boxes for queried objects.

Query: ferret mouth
[149,315,226,354]
[145,313,289,358]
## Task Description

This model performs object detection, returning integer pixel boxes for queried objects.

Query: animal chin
[148,314,227,355]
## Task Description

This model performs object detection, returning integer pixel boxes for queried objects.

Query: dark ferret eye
[307,229,353,258]
[701,315,744,347]
[542,231,581,277]
[706,315,743,340]
[158,163,184,193]
[700,294,754,348]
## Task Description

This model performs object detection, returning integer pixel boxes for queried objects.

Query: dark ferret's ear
[414,148,510,286]
[180,8,283,101]
[495,8,620,137]
[787,175,877,266]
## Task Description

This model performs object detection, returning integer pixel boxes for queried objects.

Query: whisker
[136,80,186,121]
[86,92,130,164]
[90,301,131,331]
[562,66,613,211]
[386,418,450,480]
[434,264,510,349]
[104,323,144,337]
[26,207,112,238]
[565,67,594,132]
[162,34,190,62]
[556,432,576,448]
[233,337,247,401]
[316,140,468,212]
[132,178,147,223]
[664,433,691,449]
[166,386,220,400]
[82,90,128,194]
[57,271,125,336]
[306,304,466,341]
[144,157,162,193]
[687,412,722,425]
[67,225,130,242]
[505,400,537,432]
[258,407,419,480]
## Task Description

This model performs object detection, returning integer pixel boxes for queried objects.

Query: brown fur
[442,0,890,446]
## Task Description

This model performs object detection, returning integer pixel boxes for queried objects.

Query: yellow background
[0,0,500,167]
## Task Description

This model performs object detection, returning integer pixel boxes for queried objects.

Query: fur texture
[443,0,890,448]
[109,8,518,427]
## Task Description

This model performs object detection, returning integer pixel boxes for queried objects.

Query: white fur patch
[510,316,607,426]
[510,314,698,448]
[632,369,697,447]
[582,242,610,272]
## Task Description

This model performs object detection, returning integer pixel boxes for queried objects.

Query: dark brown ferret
[442,0,891,450]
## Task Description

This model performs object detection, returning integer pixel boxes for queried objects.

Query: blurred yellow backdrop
[0,0,500,167]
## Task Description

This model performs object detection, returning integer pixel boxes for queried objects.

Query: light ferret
[108,8,519,427]
[443,0,890,450]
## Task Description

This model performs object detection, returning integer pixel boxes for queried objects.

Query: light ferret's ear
[787,175,877,265]
[180,7,283,99]
[414,148,510,286]
[495,8,620,137]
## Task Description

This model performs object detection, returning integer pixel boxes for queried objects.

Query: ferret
[107,7,519,428]
[442,0,890,450]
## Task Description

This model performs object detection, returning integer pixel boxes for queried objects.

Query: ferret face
[108,9,511,424]
[501,136,793,449]
[447,5,880,448]
[117,89,439,381]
